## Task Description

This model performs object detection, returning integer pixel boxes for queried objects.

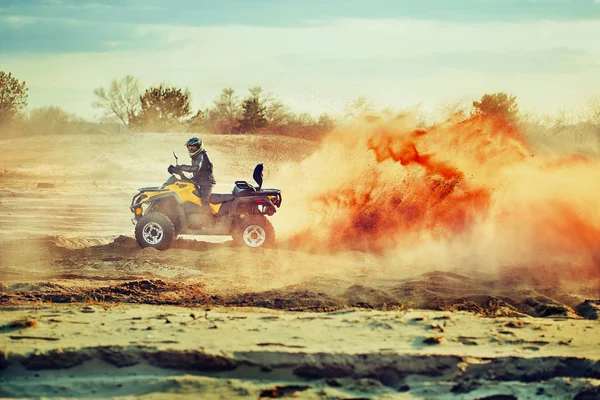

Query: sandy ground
[0,131,316,241]
[2,304,600,399]
[1,235,599,321]
[1,130,600,399]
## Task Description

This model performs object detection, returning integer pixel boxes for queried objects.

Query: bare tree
[436,99,469,122]
[92,75,141,126]
[248,86,264,99]
[587,97,600,126]
[206,88,242,133]
[213,88,241,120]
[244,87,295,126]
[343,96,374,120]
[27,105,79,135]
[264,99,291,125]
[248,86,278,109]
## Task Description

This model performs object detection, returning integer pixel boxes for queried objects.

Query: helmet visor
[187,144,199,152]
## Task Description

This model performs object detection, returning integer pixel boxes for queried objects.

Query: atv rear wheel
[232,215,275,248]
[135,212,176,250]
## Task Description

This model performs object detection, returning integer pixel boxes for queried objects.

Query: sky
[1,0,599,120]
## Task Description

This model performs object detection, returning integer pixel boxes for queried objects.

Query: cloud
[1,17,599,119]
[1,15,38,25]
[1,0,599,30]
[131,18,600,61]
[0,16,162,53]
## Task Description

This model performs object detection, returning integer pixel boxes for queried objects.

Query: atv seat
[233,181,257,196]
[209,193,237,204]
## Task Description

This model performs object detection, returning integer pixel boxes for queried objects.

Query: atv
[130,152,282,250]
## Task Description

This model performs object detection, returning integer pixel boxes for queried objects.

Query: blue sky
[1,0,599,119]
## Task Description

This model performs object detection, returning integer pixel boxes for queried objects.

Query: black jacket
[180,150,216,186]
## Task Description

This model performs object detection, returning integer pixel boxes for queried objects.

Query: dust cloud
[272,112,600,281]
[1,119,599,315]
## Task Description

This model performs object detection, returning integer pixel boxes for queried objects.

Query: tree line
[1,70,599,142]
[91,75,336,140]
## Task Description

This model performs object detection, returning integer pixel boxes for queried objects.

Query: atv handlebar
[167,164,191,181]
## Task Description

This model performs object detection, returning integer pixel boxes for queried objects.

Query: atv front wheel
[232,215,275,248]
[135,212,176,250]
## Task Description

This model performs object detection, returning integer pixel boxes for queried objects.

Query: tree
[317,113,336,130]
[92,75,141,127]
[214,88,241,119]
[264,99,291,126]
[0,71,28,124]
[247,86,294,126]
[187,109,206,132]
[237,89,267,133]
[586,97,600,126]
[248,86,263,99]
[27,105,78,135]
[436,99,469,122]
[472,92,519,122]
[343,96,374,120]
[295,112,316,126]
[206,88,242,133]
[130,84,191,131]
[265,101,287,125]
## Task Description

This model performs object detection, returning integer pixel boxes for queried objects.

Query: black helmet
[185,137,203,156]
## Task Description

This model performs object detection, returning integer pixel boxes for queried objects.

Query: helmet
[185,137,203,157]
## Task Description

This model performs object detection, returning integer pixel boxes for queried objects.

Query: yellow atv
[130,153,282,250]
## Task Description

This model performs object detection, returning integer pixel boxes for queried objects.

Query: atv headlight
[135,207,142,215]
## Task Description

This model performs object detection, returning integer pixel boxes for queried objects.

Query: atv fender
[131,192,182,211]
[131,192,185,232]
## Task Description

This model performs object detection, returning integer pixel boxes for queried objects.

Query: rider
[174,137,216,212]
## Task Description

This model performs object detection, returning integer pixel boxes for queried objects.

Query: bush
[25,106,83,135]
